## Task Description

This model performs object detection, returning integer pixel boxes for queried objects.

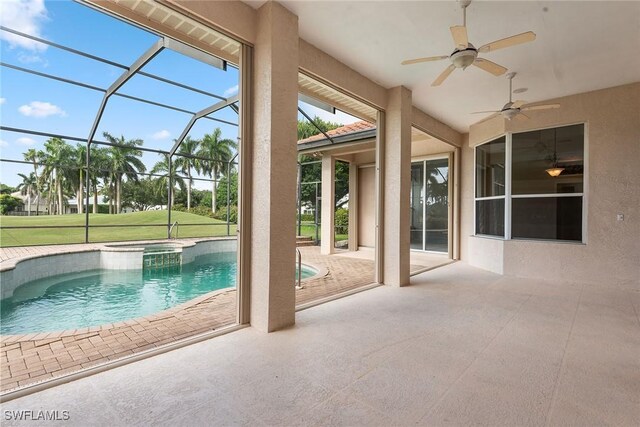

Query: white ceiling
[246,1,640,132]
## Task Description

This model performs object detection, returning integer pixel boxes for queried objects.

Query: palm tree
[69,144,87,214]
[173,136,201,210]
[151,155,186,208]
[17,172,37,215]
[87,147,108,214]
[41,137,73,215]
[23,148,44,214]
[102,132,146,214]
[197,128,236,213]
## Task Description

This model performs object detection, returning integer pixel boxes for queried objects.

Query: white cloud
[223,84,238,98]
[17,51,48,66]
[0,98,5,105]
[18,101,66,118]
[0,0,49,52]
[16,137,36,146]
[0,139,8,147]
[151,129,171,140]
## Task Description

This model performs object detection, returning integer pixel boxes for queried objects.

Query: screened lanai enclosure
[0,1,240,247]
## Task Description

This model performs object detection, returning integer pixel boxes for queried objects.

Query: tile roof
[298,120,376,144]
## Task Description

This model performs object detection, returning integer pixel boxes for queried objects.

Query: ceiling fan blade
[521,103,561,111]
[450,26,468,50]
[478,31,536,53]
[512,100,527,109]
[401,55,449,65]
[431,64,456,87]
[475,112,500,124]
[470,110,500,114]
[473,58,507,76]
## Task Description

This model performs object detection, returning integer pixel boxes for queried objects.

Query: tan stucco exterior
[463,83,640,285]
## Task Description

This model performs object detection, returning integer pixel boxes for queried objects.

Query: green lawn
[298,223,348,243]
[0,210,236,247]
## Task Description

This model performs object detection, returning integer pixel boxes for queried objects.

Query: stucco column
[250,2,298,332]
[320,155,335,254]
[348,162,358,251]
[383,86,412,286]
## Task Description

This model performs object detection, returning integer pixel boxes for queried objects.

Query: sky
[0,0,359,189]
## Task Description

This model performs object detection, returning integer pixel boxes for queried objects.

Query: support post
[84,142,91,243]
[320,154,335,254]
[315,183,320,244]
[226,153,237,236]
[249,2,298,332]
[237,44,252,326]
[297,161,302,237]
[383,86,412,287]
[348,162,358,251]
[375,110,385,284]
[167,154,173,239]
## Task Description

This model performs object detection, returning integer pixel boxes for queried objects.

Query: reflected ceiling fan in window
[471,72,561,122]
[401,0,536,86]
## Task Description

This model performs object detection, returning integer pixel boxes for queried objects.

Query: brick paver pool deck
[0,240,445,393]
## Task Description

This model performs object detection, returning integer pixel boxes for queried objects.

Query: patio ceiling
[248,1,640,132]
[299,73,378,123]
[88,0,241,64]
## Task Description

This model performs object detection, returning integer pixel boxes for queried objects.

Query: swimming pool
[0,252,318,335]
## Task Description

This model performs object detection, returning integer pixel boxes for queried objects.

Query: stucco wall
[358,166,376,248]
[463,83,640,286]
[460,134,473,263]
[412,138,455,157]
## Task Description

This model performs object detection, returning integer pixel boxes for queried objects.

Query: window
[474,124,585,242]
[474,136,506,237]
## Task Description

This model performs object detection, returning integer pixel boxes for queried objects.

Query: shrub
[298,213,315,222]
[189,205,214,218]
[0,195,23,214]
[213,205,237,223]
[335,207,349,235]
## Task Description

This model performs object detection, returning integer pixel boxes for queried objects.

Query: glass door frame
[410,153,453,256]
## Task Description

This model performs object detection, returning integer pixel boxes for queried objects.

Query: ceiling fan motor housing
[501,108,520,120]
[450,46,477,68]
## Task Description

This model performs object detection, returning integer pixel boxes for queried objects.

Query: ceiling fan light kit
[401,0,536,86]
[470,72,562,123]
[450,46,477,69]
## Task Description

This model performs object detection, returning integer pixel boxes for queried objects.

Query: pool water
[0,253,317,335]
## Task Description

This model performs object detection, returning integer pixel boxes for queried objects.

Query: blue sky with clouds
[0,0,358,188]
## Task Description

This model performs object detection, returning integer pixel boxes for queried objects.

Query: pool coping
[299,261,328,282]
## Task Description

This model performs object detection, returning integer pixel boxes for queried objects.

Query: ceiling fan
[471,72,560,122]
[401,0,536,86]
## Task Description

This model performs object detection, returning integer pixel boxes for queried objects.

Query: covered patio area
[3,262,637,425]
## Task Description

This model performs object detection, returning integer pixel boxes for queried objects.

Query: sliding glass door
[410,157,449,253]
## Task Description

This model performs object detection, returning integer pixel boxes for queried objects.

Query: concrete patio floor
[3,262,638,426]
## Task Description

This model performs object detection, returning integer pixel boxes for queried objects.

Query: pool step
[143,251,182,269]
